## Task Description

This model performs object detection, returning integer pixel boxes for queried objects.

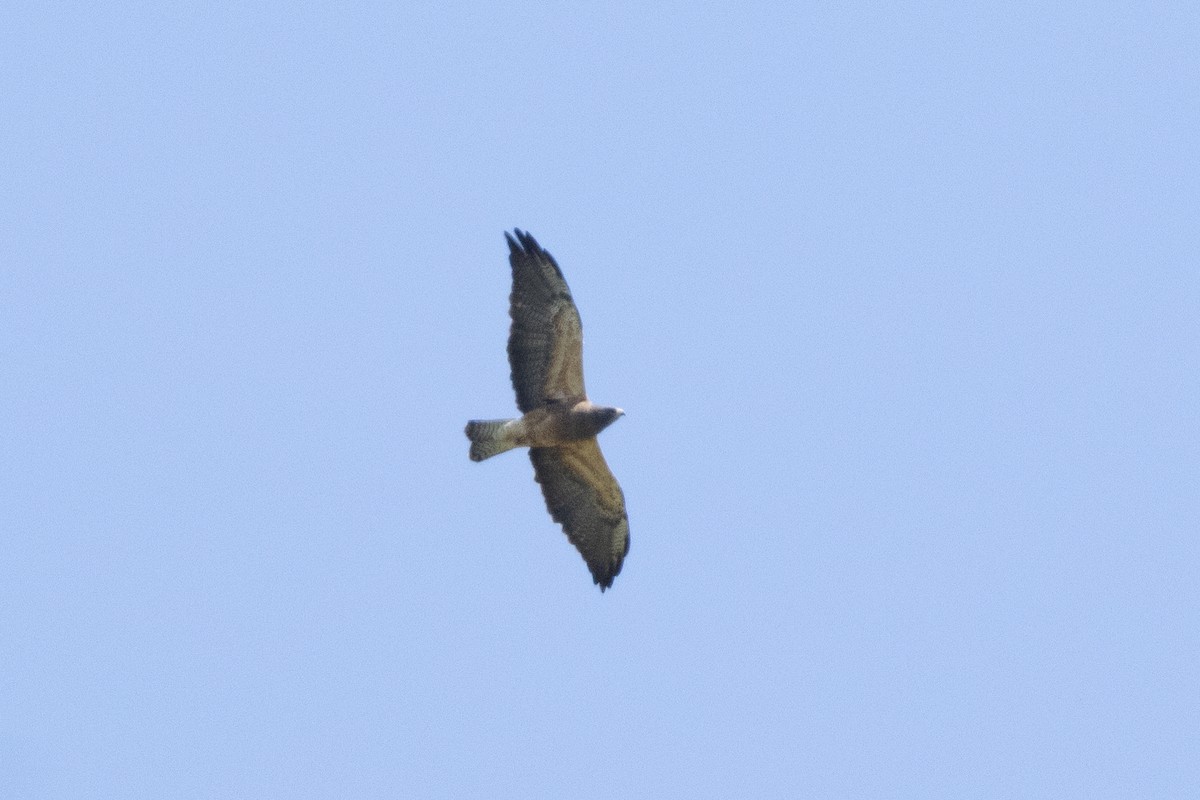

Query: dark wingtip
[505,228,563,279]
[594,559,623,592]
[506,228,541,254]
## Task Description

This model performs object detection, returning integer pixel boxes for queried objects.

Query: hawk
[465,229,630,591]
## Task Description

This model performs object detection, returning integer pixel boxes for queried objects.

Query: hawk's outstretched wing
[506,229,586,413]
[530,440,629,591]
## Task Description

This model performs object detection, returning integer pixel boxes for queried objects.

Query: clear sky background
[3,2,1197,798]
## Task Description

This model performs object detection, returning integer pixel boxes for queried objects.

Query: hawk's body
[465,230,629,591]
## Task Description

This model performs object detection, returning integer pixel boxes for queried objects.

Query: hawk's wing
[506,229,586,413]
[530,440,629,591]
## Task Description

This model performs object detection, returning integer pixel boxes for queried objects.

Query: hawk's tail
[464,419,518,462]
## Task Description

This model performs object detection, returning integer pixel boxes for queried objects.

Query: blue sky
[3,2,1197,797]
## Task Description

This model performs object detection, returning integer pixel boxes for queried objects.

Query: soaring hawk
[465,230,629,591]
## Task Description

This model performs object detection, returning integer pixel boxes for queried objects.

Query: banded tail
[464,419,518,462]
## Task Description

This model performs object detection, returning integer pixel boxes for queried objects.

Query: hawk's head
[592,406,625,433]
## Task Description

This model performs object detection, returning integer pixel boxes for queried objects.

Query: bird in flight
[465,229,630,591]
